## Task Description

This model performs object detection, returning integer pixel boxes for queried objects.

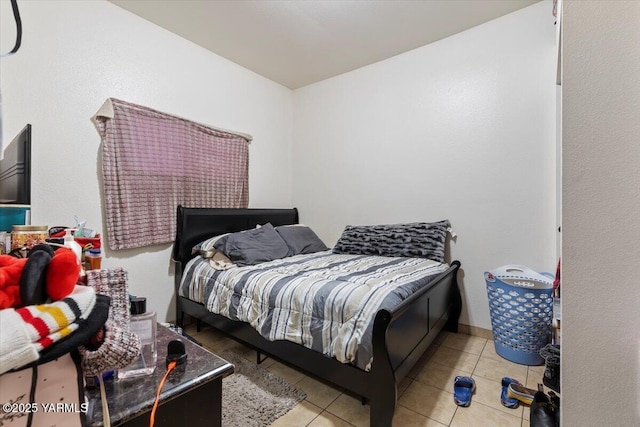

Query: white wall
[0,0,293,320]
[562,1,640,426]
[0,0,558,333]
[292,2,557,329]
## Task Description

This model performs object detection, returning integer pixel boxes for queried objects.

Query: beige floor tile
[226,340,257,361]
[202,336,236,353]
[257,356,278,368]
[325,394,370,427]
[525,376,542,390]
[525,365,546,389]
[407,349,435,379]
[441,334,487,355]
[392,405,448,426]
[528,364,545,377]
[189,325,228,341]
[194,330,270,366]
[433,331,450,346]
[296,376,342,409]
[473,356,527,384]
[415,360,472,391]
[187,327,263,364]
[523,407,530,422]
[308,411,356,427]
[480,341,505,362]
[187,327,229,347]
[267,360,308,385]
[430,346,480,373]
[470,375,524,418]
[450,402,522,427]
[398,381,457,425]
[398,377,413,398]
[270,401,323,427]
[260,359,278,369]
[191,326,531,427]
[457,325,493,340]
[423,344,438,360]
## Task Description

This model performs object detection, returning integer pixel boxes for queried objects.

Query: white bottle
[64,228,82,264]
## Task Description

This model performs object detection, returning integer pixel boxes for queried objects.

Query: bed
[172,206,462,426]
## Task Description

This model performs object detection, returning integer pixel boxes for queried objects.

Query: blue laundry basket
[485,265,554,365]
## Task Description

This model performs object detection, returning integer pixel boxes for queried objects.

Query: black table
[85,324,234,427]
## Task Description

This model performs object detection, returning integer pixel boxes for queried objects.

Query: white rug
[220,350,307,427]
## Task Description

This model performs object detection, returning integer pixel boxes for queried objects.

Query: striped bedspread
[179,250,448,371]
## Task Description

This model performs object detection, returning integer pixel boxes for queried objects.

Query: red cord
[149,361,177,427]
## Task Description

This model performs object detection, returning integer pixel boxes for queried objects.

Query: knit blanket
[0,285,97,375]
[92,98,251,250]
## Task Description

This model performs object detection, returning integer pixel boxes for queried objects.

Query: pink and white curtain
[93,98,250,250]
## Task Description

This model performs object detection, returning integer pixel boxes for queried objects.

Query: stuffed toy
[0,243,109,377]
[45,247,81,300]
[0,244,81,309]
[0,256,27,309]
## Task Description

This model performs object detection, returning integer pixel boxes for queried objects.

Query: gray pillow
[214,223,290,266]
[275,225,328,256]
[332,221,450,263]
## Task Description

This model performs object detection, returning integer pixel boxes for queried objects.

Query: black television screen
[0,124,31,204]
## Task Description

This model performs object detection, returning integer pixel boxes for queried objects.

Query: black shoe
[540,344,560,393]
[548,391,560,426]
[530,387,560,427]
[543,362,560,393]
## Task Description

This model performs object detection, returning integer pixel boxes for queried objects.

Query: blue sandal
[501,377,521,409]
[453,376,475,407]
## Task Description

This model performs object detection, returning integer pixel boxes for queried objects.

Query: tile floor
[185,324,551,427]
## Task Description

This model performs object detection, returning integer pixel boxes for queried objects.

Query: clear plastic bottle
[117,297,157,379]
[63,228,82,264]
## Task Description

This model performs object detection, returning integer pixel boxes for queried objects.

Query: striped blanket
[179,251,448,371]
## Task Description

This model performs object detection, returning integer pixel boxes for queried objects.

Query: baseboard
[458,324,493,340]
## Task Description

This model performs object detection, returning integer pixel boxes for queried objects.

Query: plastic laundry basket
[485,265,554,365]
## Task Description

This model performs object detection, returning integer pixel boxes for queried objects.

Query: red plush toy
[46,249,81,301]
[0,247,81,309]
[0,256,28,309]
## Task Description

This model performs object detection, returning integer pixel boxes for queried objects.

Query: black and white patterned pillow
[332,221,451,263]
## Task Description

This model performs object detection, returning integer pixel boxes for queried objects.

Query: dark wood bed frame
[172,206,462,427]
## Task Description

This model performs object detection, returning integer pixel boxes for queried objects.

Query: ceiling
[110,0,540,89]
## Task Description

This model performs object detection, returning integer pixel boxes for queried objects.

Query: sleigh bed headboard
[171,206,299,265]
